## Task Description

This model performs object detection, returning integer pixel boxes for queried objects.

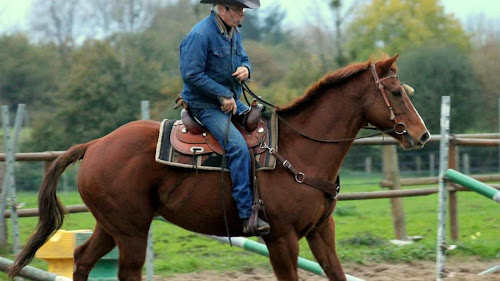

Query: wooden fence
[1,134,499,241]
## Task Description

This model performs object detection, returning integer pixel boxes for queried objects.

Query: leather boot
[243,217,270,234]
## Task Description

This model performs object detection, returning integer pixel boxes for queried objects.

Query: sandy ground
[159,258,499,280]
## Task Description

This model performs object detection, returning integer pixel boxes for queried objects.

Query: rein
[240,65,408,201]
[242,81,398,143]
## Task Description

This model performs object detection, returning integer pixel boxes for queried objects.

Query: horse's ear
[378,54,399,75]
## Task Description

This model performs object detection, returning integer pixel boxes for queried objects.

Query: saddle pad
[155,114,278,171]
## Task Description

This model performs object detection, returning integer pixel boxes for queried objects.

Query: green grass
[0,172,498,279]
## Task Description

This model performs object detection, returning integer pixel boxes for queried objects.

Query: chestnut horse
[9,55,429,281]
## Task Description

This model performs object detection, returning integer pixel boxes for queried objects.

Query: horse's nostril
[420,132,430,144]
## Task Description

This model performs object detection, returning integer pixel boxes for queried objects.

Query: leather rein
[242,64,408,144]
[242,64,408,200]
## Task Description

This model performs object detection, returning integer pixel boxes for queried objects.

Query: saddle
[172,101,266,156]
[159,96,277,236]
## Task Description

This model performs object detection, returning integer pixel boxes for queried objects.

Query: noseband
[370,64,407,135]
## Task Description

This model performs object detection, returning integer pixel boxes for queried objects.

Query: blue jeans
[191,108,253,219]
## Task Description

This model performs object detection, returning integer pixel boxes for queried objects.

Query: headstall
[370,64,407,135]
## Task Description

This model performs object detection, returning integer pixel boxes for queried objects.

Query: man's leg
[194,108,253,219]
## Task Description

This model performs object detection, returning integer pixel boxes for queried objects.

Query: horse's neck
[278,85,365,180]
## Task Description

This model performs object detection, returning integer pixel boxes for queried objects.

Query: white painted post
[436,96,450,281]
[141,101,154,281]
[1,104,25,255]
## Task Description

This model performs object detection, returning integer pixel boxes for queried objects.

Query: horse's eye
[392,90,402,97]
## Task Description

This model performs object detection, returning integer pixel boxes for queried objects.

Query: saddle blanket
[155,114,278,171]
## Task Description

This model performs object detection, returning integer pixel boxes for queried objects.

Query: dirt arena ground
[161,258,499,280]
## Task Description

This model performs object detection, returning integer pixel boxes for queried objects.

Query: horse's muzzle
[406,130,431,149]
[418,131,431,146]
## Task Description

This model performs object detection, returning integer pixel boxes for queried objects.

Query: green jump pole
[208,236,365,281]
[444,169,500,203]
[0,256,71,281]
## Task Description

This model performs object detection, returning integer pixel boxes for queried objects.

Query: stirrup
[243,217,270,235]
[243,203,270,236]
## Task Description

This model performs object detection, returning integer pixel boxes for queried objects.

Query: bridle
[241,64,409,143]
[369,64,407,135]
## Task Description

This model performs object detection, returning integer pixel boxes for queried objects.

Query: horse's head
[364,54,430,149]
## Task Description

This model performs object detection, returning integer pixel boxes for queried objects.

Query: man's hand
[232,66,249,82]
[220,97,237,114]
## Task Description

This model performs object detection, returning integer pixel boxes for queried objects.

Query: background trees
[397,46,481,133]
[345,0,470,60]
[0,34,61,110]
[0,0,498,152]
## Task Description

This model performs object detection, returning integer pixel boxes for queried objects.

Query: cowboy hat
[200,0,260,9]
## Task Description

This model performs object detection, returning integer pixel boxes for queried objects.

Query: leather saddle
[171,102,267,156]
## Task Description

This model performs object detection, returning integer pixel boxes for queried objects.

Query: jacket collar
[211,11,239,39]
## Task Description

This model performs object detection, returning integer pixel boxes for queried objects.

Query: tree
[465,15,500,131]
[470,41,500,131]
[244,41,284,87]
[30,39,163,150]
[398,46,481,133]
[345,0,470,61]
[240,10,262,41]
[0,34,62,110]
[30,0,80,65]
[84,0,160,35]
[260,5,288,45]
[464,14,500,48]
[329,0,363,66]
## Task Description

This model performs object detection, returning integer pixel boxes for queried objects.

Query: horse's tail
[8,139,98,278]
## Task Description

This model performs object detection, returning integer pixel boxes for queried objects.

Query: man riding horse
[179,0,270,234]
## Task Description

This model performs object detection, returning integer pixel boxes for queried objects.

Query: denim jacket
[180,11,252,111]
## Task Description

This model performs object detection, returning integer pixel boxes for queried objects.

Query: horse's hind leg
[264,232,300,281]
[306,216,346,281]
[73,223,116,281]
[114,233,148,281]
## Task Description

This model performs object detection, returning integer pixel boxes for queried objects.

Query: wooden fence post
[383,145,407,240]
[462,153,470,175]
[430,153,436,177]
[364,156,372,174]
[416,155,422,175]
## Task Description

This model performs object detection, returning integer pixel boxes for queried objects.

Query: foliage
[345,0,471,61]
[1,0,499,149]
[469,40,500,131]
[30,0,79,64]
[397,46,481,133]
[241,4,289,45]
[0,34,62,111]
[145,0,205,120]
[30,38,163,150]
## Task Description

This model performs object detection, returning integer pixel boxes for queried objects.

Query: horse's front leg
[264,232,300,281]
[306,216,346,281]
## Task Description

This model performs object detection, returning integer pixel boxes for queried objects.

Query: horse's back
[82,120,161,165]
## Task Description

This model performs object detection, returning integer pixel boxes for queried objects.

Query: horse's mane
[276,59,374,116]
